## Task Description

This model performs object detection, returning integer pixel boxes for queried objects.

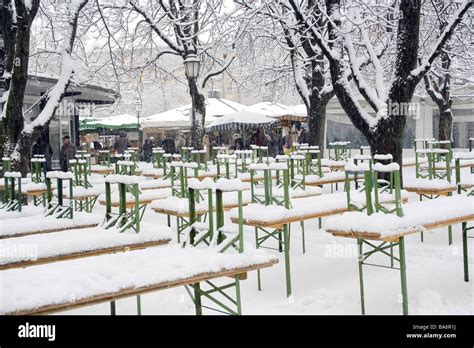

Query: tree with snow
[287,0,472,171]
[0,0,89,175]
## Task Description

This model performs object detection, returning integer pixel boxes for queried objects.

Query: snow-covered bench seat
[0,245,277,315]
[0,212,102,239]
[98,188,172,207]
[325,195,474,241]
[230,191,409,228]
[151,191,253,217]
[253,186,322,199]
[141,168,165,178]
[321,159,348,170]
[90,165,114,175]
[302,171,349,186]
[0,222,172,270]
[403,178,457,196]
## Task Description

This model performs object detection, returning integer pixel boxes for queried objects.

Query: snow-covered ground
[5,165,473,315]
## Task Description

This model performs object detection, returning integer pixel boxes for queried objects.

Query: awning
[205,110,279,132]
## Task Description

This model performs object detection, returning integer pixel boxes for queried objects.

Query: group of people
[31,122,309,173]
[233,123,308,156]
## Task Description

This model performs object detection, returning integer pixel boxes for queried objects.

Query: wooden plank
[404,187,456,196]
[6,259,277,315]
[231,198,408,229]
[328,214,474,241]
[0,239,171,271]
[0,223,99,240]
[152,207,208,218]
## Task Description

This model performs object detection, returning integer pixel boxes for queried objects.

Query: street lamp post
[184,54,201,149]
[134,95,142,154]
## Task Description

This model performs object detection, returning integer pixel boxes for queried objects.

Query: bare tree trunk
[307,96,327,149]
[188,77,206,150]
[438,104,453,141]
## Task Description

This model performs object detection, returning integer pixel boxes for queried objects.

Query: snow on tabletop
[345,163,370,172]
[290,155,305,160]
[268,162,288,170]
[2,157,10,161]
[215,178,244,192]
[353,155,372,160]
[116,160,135,166]
[90,165,113,172]
[329,141,350,146]
[23,182,48,193]
[30,158,46,163]
[404,178,456,190]
[184,162,199,169]
[455,152,474,160]
[0,222,172,267]
[141,168,165,176]
[374,162,400,172]
[46,171,74,180]
[104,174,141,185]
[3,171,22,178]
[187,177,215,191]
[138,179,171,190]
[150,196,208,213]
[253,186,321,198]
[321,159,347,166]
[98,188,171,204]
[276,155,289,160]
[248,163,269,171]
[230,190,409,223]
[170,161,183,167]
[325,195,474,237]
[0,212,102,238]
[374,154,393,160]
[0,244,277,315]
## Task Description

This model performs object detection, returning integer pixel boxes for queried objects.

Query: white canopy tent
[246,102,307,122]
[205,110,279,132]
[141,98,246,129]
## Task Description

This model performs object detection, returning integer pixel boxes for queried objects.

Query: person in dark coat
[32,132,53,172]
[113,131,130,154]
[250,128,266,147]
[298,128,309,145]
[162,137,176,154]
[233,134,244,150]
[142,137,155,162]
[59,135,76,172]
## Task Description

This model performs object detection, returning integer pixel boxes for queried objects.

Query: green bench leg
[462,222,469,282]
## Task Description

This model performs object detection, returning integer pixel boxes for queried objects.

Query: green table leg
[399,237,409,315]
[462,222,469,282]
[357,239,366,315]
[284,224,292,297]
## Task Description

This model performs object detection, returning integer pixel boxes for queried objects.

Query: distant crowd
[31,123,309,171]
